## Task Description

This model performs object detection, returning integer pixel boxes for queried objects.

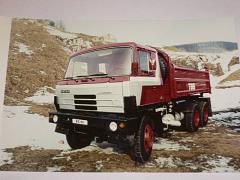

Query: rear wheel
[132,115,154,163]
[185,103,200,132]
[199,101,209,127]
[66,132,92,149]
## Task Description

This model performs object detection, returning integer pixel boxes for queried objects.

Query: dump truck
[49,42,212,162]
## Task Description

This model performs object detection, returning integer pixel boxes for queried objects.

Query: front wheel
[132,115,154,163]
[66,132,92,149]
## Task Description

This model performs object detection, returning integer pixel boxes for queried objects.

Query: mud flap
[194,97,212,117]
[203,97,212,117]
[55,124,69,134]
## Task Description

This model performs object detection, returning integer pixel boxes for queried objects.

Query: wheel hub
[194,110,200,127]
[204,106,209,123]
[144,124,154,152]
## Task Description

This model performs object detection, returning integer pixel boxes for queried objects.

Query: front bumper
[49,110,138,144]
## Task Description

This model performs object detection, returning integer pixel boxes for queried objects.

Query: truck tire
[66,132,92,149]
[132,115,154,163]
[185,103,200,132]
[199,101,209,127]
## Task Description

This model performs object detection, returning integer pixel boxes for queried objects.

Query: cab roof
[70,42,156,58]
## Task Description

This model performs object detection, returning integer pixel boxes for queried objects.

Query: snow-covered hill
[4,19,116,105]
[45,24,116,53]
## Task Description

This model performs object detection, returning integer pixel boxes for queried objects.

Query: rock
[202,62,224,76]
[58,140,64,144]
[228,56,239,71]
[24,89,29,94]
[215,63,224,76]
[101,33,117,43]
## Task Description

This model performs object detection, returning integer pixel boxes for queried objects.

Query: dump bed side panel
[171,66,211,99]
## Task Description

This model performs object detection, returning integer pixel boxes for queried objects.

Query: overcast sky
[62,18,238,47]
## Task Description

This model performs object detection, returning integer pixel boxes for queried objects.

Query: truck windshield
[65,47,133,79]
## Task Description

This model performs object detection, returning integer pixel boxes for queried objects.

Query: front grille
[74,95,96,99]
[74,100,96,105]
[74,94,97,110]
[75,105,97,110]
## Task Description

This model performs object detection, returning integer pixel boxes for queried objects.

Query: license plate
[72,119,88,125]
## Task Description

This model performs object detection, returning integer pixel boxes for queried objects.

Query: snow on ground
[153,138,190,151]
[0,105,122,156]
[40,70,47,75]
[206,87,240,111]
[62,46,73,55]
[95,160,104,171]
[0,149,13,166]
[58,137,191,159]
[0,106,69,150]
[218,80,240,87]
[60,141,121,156]
[52,156,71,161]
[210,112,240,129]
[210,64,240,88]
[145,154,236,172]
[146,155,194,170]
[212,112,240,121]
[154,156,179,168]
[24,86,55,104]
[45,26,77,39]
[200,155,235,172]
[47,165,63,172]
[15,42,33,56]
[209,51,239,73]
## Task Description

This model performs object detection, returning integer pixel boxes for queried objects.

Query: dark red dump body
[163,48,211,100]
[140,65,211,105]
[171,66,211,98]
[141,49,211,105]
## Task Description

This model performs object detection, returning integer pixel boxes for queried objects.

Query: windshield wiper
[64,77,74,80]
[73,75,89,78]
[64,75,89,80]
[65,73,109,80]
[88,73,108,77]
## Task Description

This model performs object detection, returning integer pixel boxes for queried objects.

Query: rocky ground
[0,113,240,172]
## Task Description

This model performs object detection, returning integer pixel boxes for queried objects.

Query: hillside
[4,19,112,105]
[217,69,240,88]
[169,41,238,53]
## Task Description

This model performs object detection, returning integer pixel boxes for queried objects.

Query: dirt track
[1,121,240,172]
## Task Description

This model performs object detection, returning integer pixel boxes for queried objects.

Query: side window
[138,50,151,74]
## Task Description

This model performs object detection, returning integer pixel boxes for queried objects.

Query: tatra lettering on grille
[61,90,70,93]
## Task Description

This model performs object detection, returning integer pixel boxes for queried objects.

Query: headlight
[109,122,117,131]
[53,115,58,123]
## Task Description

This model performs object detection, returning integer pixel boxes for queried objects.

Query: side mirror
[131,62,138,75]
[150,52,156,60]
[149,52,156,71]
